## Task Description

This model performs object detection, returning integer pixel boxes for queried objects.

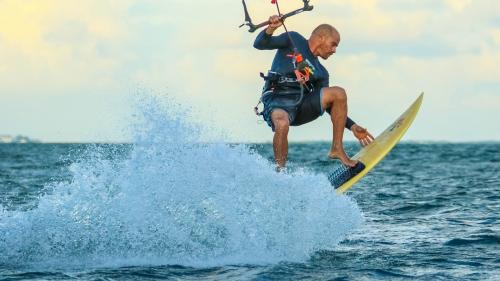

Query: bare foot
[328,150,358,167]
[275,165,287,173]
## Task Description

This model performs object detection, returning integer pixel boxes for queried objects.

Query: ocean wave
[0,93,363,269]
[444,235,500,246]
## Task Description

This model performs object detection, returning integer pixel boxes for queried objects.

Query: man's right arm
[253,15,290,50]
[253,30,290,50]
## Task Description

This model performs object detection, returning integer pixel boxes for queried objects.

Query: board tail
[328,161,366,189]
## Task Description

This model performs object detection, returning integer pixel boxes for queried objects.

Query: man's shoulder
[289,31,306,41]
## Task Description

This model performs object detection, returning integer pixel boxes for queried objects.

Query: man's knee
[328,86,347,101]
[271,110,290,131]
[322,86,348,109]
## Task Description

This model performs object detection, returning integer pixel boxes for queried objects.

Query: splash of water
[0,93,363,268]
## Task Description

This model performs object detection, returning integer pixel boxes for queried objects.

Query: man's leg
[321,86,358,167]
[271,109,290,168]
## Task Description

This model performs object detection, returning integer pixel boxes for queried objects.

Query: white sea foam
[0,93,363,268]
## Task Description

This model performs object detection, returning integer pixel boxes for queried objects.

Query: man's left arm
[350,124,375,147]
[320,81,374,146]
[320,72,374,146]
[320,80,358,131]
[345,117,374,147]
[345,117,356,131]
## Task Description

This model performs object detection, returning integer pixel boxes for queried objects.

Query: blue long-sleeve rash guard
[253,30,356,130]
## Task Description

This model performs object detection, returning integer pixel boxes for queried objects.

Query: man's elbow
[253,41,264,50]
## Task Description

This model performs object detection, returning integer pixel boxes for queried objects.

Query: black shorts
[262,87,325,131]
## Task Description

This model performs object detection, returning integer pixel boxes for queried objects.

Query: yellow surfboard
[336,93,424,194]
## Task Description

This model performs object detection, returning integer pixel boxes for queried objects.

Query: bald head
[308,24,340,60]
[311,24,339,40]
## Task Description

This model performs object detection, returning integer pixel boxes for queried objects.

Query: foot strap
[328,161,366,189]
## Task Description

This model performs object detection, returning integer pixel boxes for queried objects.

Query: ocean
[1,97,499,280]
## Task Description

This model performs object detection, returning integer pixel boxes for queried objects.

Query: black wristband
[346,118,355,130]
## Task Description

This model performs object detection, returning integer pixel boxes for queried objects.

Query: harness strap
[254,82,307,116]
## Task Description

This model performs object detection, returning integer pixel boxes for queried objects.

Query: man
[254,15,374,169]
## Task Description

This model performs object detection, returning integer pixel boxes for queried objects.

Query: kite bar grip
[239,1,314,33]
[251,6,313,32]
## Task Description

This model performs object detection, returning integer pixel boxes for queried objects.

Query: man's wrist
[265,27,276,35]
[350,123,357,131]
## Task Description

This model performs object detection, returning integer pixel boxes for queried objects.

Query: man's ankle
[275,165,287,173]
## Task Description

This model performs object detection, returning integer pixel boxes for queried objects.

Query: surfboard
[333,93,424,194]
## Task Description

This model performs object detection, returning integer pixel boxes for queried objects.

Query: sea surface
[1,141,498,280]
[1,98,499,280]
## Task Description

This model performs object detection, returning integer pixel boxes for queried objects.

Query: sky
[0,0,499,143]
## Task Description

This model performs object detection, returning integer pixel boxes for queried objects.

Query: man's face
[319,32,340,60]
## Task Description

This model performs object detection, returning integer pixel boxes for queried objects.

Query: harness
[253,71,314,116]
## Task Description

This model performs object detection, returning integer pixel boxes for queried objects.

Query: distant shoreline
[0,135,41,144]
[0,140,499,145]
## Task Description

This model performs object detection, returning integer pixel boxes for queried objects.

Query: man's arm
[351,124,375,147]
[335,90,374,146]
[253,30,290,50]
[319,80,357,131]
[253,15,290,50]
[346,117,356,131]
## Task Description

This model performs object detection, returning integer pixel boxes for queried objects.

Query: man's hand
[266,15,283,34]
[351,124,375,147]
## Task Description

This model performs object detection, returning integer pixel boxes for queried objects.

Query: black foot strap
[328,161,366,189]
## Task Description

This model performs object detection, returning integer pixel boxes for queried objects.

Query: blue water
[1,97,499,280]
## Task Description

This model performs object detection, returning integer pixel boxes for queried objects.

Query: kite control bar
[239,0,314,33]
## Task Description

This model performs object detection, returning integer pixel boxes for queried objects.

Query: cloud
[0,0,499,141]
[444,0,472,12]
[0,0,135,98]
